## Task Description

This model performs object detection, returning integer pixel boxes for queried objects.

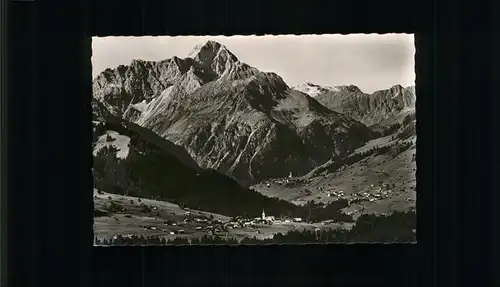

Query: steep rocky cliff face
[92,41,373,186]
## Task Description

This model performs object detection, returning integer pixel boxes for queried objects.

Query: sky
[92,34,415,93]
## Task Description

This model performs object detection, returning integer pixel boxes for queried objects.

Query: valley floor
[94,191,353,244]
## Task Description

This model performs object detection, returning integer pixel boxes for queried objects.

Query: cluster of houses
[135,210,227,235]
[347,184,395,203]
[119,198,311,238]
[261,172,303,188]
[315,184,345,198]
[290,180,401,206]
[137,208,303,237]
[257,209,303,224]
[224,210,303,231]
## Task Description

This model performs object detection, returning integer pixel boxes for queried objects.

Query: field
[94,190,353,243]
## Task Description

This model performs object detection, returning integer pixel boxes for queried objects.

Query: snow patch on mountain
[93,131,131,159]
[131,100,148,113]
[135,85,175,126]
[182,67,205,93]
[293,82,329,97]
[293,82,360,97]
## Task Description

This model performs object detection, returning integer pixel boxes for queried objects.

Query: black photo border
[6,0,495,286]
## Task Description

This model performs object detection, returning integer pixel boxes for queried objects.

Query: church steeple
[262,209,266,220]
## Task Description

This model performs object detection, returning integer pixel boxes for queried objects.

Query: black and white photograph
[91,34,417,245]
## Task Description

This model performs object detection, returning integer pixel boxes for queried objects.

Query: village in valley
[258,171,412,204]
[93,188,359,244]
[93,124,417,244]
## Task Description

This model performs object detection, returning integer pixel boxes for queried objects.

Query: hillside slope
[251,117,417,219]
[92,112,308,218]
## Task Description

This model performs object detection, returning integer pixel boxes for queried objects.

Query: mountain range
[93,40,416,187]
[92,40,395,187]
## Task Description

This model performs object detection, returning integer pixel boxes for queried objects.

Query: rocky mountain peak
[389,84,404,96]
[130,59,145,65]
[406,85,416,95]
[188,41,239,74]
[335,85,362,93]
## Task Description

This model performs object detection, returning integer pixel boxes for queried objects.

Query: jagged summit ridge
[93,40,278,111]
[334,85,362,93]
[308,82,416,128]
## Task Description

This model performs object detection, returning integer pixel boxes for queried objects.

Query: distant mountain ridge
[294,82,416,131]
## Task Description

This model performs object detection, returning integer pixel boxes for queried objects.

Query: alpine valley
[92,40,416,244]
